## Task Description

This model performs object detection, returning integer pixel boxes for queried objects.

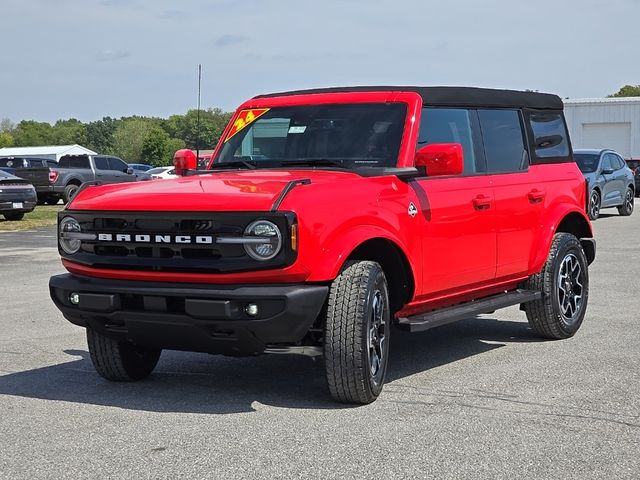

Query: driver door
[414,107,496,298]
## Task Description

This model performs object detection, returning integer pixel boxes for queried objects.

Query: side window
[94,156,109,170]
[64,156,90,168]
[528,111,570,159]
[613,154,625,170]
[478,109,526,173]
[108,157,128,172]
[47,160,58,168]
[601,154,613,172]
[418,107,478,174]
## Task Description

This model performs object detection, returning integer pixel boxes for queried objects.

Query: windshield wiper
[278,158,347,168]
[209,160,257,170]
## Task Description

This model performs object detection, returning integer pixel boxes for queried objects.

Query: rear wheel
[617,187,634,216]
[3,212,24,221]
[87,328,161,381]
[324,261,390,404]
[588,190,600,220]
[63,183,80,204]
[523,233,589,339]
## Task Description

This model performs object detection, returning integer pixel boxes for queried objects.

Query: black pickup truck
[0,157,60,204]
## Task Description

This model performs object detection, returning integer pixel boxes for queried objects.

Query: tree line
[0,108,232,167]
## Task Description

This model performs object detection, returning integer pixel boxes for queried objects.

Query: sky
[2,0,640,123]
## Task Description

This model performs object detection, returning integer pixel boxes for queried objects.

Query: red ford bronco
[50,86,595,404]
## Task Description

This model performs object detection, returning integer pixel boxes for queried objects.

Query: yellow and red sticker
[224,108,270,142]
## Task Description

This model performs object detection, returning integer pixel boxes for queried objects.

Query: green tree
[12,120,54,146]
[163,108,231,150]
[111,119,155,163]
[85,117,119,154]
[140,127,186,167]
[608,85,640,97]
[51,118,87,145]
[0,132,14,147]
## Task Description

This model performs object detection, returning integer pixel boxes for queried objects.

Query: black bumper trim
[49,274,328,356]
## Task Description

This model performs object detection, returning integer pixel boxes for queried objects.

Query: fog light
[245,303,259,316]
[69,292,80,305]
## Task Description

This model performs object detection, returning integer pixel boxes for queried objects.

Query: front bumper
[49,274,328,356]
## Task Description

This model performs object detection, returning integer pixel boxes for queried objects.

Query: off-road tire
[617,187,634,216]
[523,233,589,339]
[324,261,391,404]
[588,190,600,220]
[63,183,80,204]
[87,328,161,381]
[3,212,24,221]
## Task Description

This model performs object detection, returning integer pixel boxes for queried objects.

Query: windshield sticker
[288,126,307,134]
[224,108,270,142]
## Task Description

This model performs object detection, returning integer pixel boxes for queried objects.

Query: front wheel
[87,328,161,381]
[324,261,391,404]
[523,233,589,339]
[588,190,601,220]
[617,187,634,216]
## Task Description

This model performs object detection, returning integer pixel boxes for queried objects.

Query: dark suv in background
[574,149,635,220]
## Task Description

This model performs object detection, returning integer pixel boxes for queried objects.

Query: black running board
[397,289,542,333]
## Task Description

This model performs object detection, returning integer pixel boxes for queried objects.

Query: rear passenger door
[480,109,544,280]
[415,107,497,296]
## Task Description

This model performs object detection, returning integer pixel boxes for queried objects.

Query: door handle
[527,189,546,204]
[472,195,492,210]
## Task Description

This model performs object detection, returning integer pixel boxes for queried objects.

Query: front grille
[61,210,296,273]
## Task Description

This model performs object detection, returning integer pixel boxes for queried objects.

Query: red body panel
[63,90,592,317]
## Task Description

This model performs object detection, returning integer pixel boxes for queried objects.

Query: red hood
[68,169,361,211]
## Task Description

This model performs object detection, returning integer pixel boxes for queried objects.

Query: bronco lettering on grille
[96,233,214,244]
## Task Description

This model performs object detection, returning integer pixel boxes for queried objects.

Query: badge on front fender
[408,202,418,218]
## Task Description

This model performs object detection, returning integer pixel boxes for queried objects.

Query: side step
[397,289,542,333]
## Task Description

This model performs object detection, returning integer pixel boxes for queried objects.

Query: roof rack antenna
[195,64,202,168]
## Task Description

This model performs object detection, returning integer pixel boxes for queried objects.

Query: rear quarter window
[527,111,571,162]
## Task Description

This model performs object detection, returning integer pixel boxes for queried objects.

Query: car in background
[128,163,153,172]
[0,157,61,205]
[574,149,635,219]
[147,166,177,180]
[0,170,37,221]
[53,154,138,203]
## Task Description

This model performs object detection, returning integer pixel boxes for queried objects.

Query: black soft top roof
[254,86,563,110]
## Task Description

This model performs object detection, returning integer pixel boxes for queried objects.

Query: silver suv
[574,149,635,220]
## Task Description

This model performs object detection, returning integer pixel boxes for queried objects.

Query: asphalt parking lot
[1,212,639,479]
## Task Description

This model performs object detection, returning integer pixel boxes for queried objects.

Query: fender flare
[305,224,418,286]
[530,204,593,273]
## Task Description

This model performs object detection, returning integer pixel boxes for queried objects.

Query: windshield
[574,153,599,173]
[213,103,407,169]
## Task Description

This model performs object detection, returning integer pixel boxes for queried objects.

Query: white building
[0,144,96,161]
[564,97,640,160]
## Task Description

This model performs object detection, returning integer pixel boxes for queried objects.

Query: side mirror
[173,149,197,176]
[415,143,464,177]
[601,168,614,175]
[126,167,134,175]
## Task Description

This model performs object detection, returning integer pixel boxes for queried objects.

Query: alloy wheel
[367,290,386,384]
[557,253,584,325]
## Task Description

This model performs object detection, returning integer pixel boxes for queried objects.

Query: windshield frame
[208,91,422,171]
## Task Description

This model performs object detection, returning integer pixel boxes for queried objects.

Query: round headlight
[243,220,282,261]
[59,216,82,254]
